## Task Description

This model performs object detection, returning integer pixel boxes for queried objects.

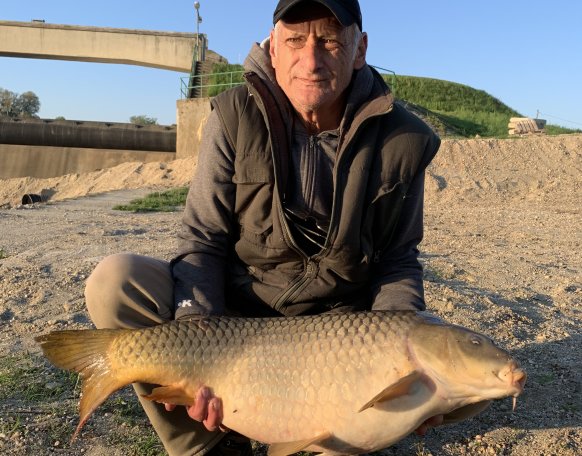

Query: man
[85,1,442,455]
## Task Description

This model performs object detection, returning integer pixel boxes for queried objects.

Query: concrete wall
[176,98,212,160]
[0,144,175,179]
[0,118,176,152]
[0,100,209,179]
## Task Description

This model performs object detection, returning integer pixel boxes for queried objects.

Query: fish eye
[471,337,481,345]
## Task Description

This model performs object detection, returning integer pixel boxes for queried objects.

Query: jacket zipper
[274,107,395,309]
[244,77,318,311]
[272,256,319,311]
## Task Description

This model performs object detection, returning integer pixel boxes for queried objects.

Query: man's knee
[87,252,137,289]
[85,253,141,328]
[85,253,173,329]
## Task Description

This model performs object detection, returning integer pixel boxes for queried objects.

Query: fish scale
[36,310,526,455]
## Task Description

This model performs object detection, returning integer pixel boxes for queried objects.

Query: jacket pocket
[232,164,274,238]
[361,181,409,263]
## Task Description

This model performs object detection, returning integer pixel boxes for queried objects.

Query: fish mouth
[510,367,527,411]
[512,367,527,392]
[498,361,527,411]
[498,360,527,392]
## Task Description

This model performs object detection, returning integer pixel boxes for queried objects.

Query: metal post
[188,2,203,98]
[194,2,201,62]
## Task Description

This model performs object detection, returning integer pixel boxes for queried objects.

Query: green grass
[388,75,519,137]
[207,63,245,97]
[0,353,79,402]
[391,76,513,113]
[0,353,80,445]
[537,373,555,385]
[114,187,189,212]
[108,431,165,456]
[545,124,579,135]
[0,248,7,260]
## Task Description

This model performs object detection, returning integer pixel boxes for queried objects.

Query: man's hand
[164,387,227,432]
[414,415,444,436]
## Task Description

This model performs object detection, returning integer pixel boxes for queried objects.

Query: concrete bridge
[0,20,221,178]
[0,20,224,72]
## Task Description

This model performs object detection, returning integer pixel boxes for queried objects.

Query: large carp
[36,311,526,455]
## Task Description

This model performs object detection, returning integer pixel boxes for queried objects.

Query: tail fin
[36,328,128,439]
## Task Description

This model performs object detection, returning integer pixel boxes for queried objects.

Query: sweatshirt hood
[243,39,292,115]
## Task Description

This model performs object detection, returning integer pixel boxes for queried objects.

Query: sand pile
[0,157,197,208]
[1,134,580,209]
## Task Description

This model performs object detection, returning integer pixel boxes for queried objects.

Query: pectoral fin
[358,370,423,412]
[268,431,332,456]
[442,400,492,424]
[142,385,196,406]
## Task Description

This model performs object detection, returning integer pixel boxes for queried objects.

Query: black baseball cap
[273,0,362,30]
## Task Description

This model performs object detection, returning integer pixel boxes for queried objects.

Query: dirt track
[0,134,580,455]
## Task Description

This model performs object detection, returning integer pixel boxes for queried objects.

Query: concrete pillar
[176,98,212,159]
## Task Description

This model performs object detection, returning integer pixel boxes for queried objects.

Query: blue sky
[1,0,581,128]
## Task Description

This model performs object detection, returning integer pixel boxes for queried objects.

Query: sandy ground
[0,134,580,455]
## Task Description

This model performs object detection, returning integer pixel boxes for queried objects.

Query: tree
[16,91,41,117]
[0,88,18,117]
[0,88,41,118]
[130,115,158,126]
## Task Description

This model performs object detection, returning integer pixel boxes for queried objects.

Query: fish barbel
[36,311,526,455]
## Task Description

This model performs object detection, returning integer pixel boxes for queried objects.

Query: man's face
[270,6,367,116]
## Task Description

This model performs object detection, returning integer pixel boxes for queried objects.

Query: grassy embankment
[391,75,578,137]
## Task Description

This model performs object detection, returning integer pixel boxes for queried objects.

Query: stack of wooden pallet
[508,117,547,135]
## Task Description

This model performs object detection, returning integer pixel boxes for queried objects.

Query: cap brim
[273,0,357,28]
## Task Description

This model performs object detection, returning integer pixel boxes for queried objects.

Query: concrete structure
[0,101,208,178]
[176,98,212,159]
[1,118,176,152]
[0,144,175,179]
[0,20,219,178]
[0,118,177,178]
[0,20,225,72]
[0,103,204,178]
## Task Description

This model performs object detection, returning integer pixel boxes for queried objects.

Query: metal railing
[370,65,397,94]
[180,66,396,99]
[180,70,245,98]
